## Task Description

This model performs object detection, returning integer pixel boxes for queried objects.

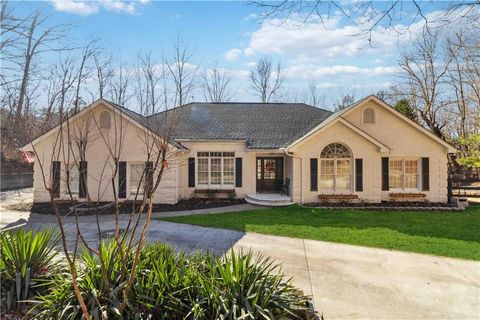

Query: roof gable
[287,95,457,152]
[21,99,183,151]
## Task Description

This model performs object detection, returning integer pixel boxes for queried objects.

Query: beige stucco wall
[30,103,178,204]
[288,99,449,203]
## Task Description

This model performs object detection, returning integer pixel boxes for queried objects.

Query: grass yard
[159,204,480,260]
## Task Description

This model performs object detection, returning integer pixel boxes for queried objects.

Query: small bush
[0,227,60,313]
[34,241,311,319]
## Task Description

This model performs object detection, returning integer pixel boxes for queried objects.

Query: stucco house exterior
[22,95,456,205]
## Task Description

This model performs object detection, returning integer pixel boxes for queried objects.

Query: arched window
[319,143,352,190]
[99,111,111,129]
[363,107,375,124]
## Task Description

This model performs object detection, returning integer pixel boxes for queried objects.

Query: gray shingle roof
[24,100,332,151]
[148,102,333,149]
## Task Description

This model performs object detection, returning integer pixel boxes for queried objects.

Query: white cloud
[51,0,99,15]
[51,0,148,15]
[224,48,242,61]
[245,15,418,59]
[243,47,255,56]
[284,64,399,80]
[102,0,137,14]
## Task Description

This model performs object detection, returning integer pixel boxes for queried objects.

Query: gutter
[281,148,303,204]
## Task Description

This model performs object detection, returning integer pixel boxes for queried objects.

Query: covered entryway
[256,157,283,193]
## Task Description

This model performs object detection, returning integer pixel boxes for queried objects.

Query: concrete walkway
[1,189,479,319]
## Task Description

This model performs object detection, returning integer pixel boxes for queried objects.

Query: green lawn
[159,204,480,260]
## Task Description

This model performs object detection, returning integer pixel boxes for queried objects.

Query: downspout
[281,148,303,204]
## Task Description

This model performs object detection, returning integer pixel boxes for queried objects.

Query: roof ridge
[101,98,146,119]
[147,101,334,117]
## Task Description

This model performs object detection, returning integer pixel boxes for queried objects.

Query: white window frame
[388,158,420,191]
[319,158,352,192]
[129,162,146,197]
[196,152,235,189]
[319,143,353,192]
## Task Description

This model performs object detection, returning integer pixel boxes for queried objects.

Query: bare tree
[73,39,99,113]
[398,30,455,138]
[250,57,284,103]
[110,60,133,106]
[135,52,163,115]
[0,1,26,56]
[201,63,235,102]
[30,82,180,319]
[250,1,480,44]
[167,37,199,107]
[91,52,114,100]
[304,81,326,107]
[11,10,68,121]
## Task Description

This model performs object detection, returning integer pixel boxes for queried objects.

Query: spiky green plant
[0,227,60,312]
[33,241,312,319]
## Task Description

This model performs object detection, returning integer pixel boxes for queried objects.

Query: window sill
[194,188,235,194]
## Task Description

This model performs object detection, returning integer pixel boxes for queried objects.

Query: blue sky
[13,1,446,104]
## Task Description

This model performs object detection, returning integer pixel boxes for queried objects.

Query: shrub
[0,227,60,313]
[34,241,312,319]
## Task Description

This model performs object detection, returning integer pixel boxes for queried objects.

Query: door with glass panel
[256,157,283,192]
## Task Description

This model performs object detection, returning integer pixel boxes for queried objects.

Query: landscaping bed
[27,198,246,215]
[303,201,460,211]
[0,228,313,319]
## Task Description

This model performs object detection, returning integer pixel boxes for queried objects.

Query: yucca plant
[206,250,311,319]
[32,241,313,319]
[0,227,60,312]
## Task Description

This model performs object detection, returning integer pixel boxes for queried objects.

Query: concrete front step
[245,193,293,207]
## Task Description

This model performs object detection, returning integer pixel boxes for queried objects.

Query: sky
[12,0,448,105]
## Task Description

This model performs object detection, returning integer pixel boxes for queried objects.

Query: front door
[256,157,283,193]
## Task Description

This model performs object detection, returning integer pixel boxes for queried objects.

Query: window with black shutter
[235,158,242,187]
[52,161,61,198]
[382,157,389,191]
[310,158,318,191]
[355,158,363,192]
[79,161,87,198]
[188,158,195,187]
[422,157,430,191]
[118,161,127,198]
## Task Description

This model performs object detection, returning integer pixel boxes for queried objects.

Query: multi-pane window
[389,159,418,189]
[130,163,145,195]
[198,155,209,185]
[197,152,235,187]
[319,143,352,191]
[66,163,79,195]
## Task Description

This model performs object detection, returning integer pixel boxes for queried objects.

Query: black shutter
[188,158,195,187]
[119,161,127,198]
[145,161,153,196]
[382,157,389,191]
[79,161,87,198]
[235,158,242,187]
[52,161,60,198]
[310,158,318,191]
[355,158,363,192]
[422,157,430,191]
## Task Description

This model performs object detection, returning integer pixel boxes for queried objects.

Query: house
[22,95,456,206]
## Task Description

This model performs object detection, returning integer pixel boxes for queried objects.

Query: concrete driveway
[1,190,479,319]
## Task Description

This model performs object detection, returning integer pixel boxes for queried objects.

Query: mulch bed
[303,201,462,211]
[29,198,246,216]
